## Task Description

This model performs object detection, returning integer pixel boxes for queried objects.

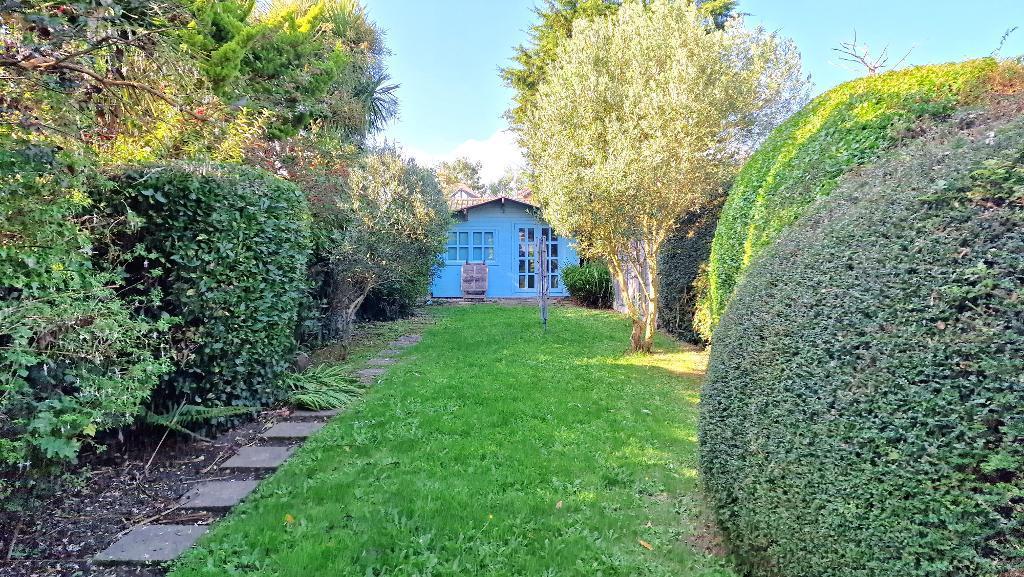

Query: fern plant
[283,364,364,410]
[141,403,258,442]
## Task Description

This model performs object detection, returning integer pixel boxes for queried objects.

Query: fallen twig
[5,521,20,560]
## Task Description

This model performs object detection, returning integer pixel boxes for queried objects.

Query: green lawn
[170,305,733,577]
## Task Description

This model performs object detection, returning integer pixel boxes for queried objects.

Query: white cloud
[402,129,525,184]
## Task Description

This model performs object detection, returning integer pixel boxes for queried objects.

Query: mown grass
[170,305,733,577]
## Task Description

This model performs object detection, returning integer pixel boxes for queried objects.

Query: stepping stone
[357,367,387,382]
[220,446,294,470]
[94,525,208,565]
[178,480,260,511]
[291,408,341,419]
[380,349,402,356]
[389,334,422,348]
[261,421,324,440]
[367,357,396,366]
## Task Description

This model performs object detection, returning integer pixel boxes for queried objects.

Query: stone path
[220,446,295,470]
[92,332,423,567]
[291,408,341,419]
[179,480,260,512]
[262,421,324,440]
[94,525,208,565]
[357,367,387,383]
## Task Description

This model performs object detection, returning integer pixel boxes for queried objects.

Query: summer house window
[447,231,495,262]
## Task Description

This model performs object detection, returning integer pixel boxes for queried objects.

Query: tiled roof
[448,195,539,212]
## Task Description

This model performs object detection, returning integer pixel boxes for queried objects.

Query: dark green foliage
[562,262,613,308]
[358,275,432,322]
[657,196,723,343]
[100,163,312,410]
[0,144,170,505]
[700,116,1024,577]
[699,59,1006,340]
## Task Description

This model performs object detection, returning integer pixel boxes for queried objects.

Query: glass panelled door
[517,227,536,289]
[517,226,561,291]
[542,227,560,290]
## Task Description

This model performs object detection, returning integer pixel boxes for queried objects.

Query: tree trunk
[324,275,373,358]
[630,318,646,352]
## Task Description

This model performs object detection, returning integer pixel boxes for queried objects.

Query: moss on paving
[170,305,732,577]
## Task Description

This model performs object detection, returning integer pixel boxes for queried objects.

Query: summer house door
[516,226,561,291]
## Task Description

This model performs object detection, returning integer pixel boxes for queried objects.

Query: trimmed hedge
[700,116,1024,577]
[562,262,614,308]
[698,58,1002,340]
[101,163,312,410]
[657,196,723,343]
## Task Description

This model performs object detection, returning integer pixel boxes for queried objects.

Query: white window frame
[445,229,497,265]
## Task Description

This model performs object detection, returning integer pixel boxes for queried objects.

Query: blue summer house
[430,193,580,299]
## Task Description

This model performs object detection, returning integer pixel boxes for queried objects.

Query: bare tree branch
[831,30,914,76]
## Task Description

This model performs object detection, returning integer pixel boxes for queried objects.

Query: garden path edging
[91,333,423,568]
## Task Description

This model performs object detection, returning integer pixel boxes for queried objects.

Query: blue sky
[365,0,1024,182]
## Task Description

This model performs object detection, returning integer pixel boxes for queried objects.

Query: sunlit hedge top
[697,58,1003,340]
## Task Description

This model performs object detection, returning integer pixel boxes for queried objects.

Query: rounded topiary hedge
[102,163,312,410]
[697,58,1004,340]
[700,116,1024,577]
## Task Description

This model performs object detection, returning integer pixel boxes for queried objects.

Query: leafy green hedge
[1,146,169,504]
[698,58,1001,340]
[101,163,312,411]
[657,196,723,343]
[700,116,1024,577]
[562,262,613,308]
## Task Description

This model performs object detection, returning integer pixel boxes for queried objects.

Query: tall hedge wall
[698,58,1001,340]
[657,196,723,343]
[102,163,312,410]
[700,114,1024,577]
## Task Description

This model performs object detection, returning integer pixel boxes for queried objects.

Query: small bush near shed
[700,117,1024,577]
[562,262,614,308]
[101,163,312,412]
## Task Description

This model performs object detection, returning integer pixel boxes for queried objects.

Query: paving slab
[178,480,260,511]
[291,408,341,419]
[220,446,295,470]
[357,367,387,382]
[389,334,422,348]
[94,525,208,565]
[262,421,324,440]
[367,357,396,366]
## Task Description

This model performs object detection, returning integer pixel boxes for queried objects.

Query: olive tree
[521,0,805,352]
[316,146,451,353]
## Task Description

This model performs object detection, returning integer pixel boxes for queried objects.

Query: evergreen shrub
[657,197,723,343]
[1,146,169,503]
[101,163,312,411]
[701,116,1024,577]
[562,262,614,309]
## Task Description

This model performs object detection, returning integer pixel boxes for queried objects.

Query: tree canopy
[502,0,738,126]
[435,157,484,195]
[521,0,805,352]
